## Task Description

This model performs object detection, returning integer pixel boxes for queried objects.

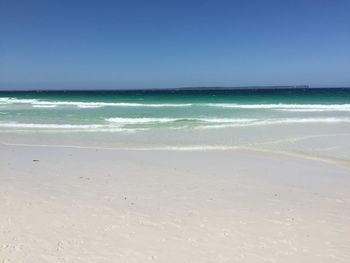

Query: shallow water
[1,89,350,151]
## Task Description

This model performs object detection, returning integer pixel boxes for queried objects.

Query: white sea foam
[32,105,57,108]
[0,121,152,133]
[2,97,350,111]
[105,117,257,125]
[203,103,350,111]
[198,117,350,129]
[0,98,192,108]
[197,118,256,123]
[106,117,179,124]
[275,108,350,112]
[146,145,239,151]
[0,123,107,129]
[0,98,39,104]
[0,117,349,132]
[106,117,350,128]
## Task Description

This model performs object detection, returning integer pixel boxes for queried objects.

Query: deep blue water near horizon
[1,88,350,149]
[1,88,350,101]
[1,88,350,109]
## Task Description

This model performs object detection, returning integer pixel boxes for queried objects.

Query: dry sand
[1,144,350,262]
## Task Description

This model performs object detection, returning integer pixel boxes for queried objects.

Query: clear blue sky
[1,0,350,89]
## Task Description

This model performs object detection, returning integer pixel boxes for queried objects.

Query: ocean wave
[105,117,257,125]
[199,117,350,129]
[106,117,179,124]
[2,97,350,111]
[0,98,192,108]
[275,108,350,112]
[69,102,192,108]
[0,121,155,132]
[32,105,58,108]
[202,103,350,111]
[0,117,349,132]
[0,98,38,104]
[106,117,350,128]
[0,122,108,129]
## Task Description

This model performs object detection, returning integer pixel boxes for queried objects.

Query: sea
[1,88,350,152]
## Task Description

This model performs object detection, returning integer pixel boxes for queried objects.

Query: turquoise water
[1,89,350,148]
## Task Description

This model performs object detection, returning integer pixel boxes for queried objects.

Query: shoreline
[1,134,350,170]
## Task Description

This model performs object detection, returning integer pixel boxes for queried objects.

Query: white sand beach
[2,0,350,261]
[1,143,349,262]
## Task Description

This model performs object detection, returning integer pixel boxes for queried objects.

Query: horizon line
[2,85,350,92]
[1,85,350,92]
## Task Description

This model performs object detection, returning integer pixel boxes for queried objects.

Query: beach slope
[1,144,350,262]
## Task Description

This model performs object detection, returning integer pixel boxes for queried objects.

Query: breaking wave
[2,97,350,111]
[0,98,191,108]
[203,103,350,111]
[1,117,348,133]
